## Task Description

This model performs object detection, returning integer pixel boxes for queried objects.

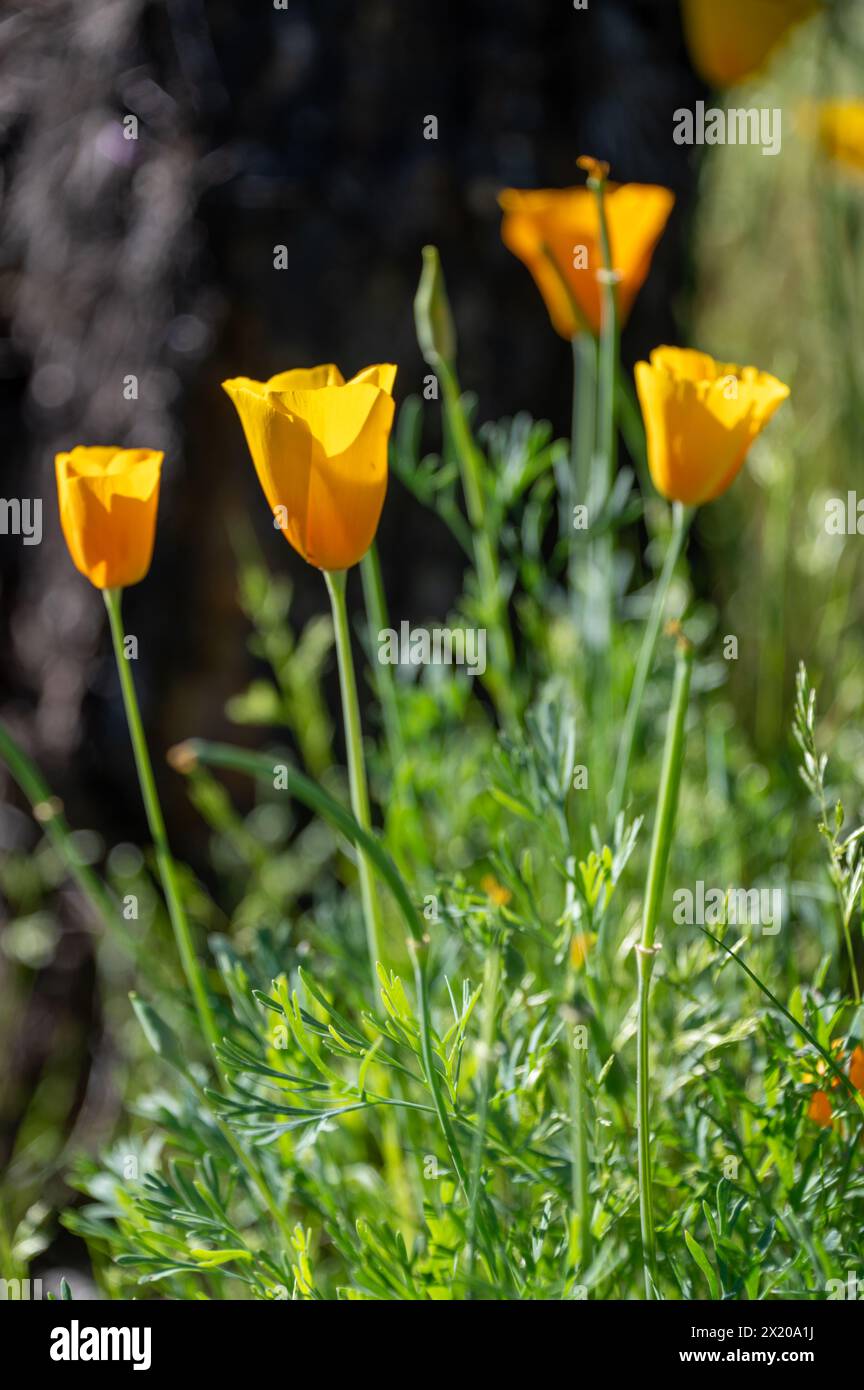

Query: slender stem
[466,936,501,1291]
[636,635,694,1299]
[592,183,619,501]
[357,546,425,1233]
[842,909,862,1005]
[359,544,427,873]
[324,568,387,989]
[360,544,406,769]
[563,928,591,1280]
[813,777,863,1005]
[572,333,597,503]
[437,358,516,722]
[103,588,220,1053]
[588,173,620,659]
[569,333,597,610]
[568,1012,591,1276]
[636,954,656,1297]
[610,501,692,822]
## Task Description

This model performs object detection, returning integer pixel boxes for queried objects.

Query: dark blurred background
[0,0,703,1196]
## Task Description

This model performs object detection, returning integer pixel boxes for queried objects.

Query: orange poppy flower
[55,446,163,590]
[223,363,396,572]
[498,182,674,339]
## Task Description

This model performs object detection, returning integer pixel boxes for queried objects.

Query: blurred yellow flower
[570,931,595,972]
[817,100,864,173]
[481,874,512,907]
[223,363,397,572]
[55,446,163,590]
[681,0,820,88]
[498,182,674,338]
[634,347,789,505]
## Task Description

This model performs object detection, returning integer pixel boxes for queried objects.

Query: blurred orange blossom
[498,181,674,339]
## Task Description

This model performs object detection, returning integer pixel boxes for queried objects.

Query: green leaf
[684,1229,720,1299]
[130,994,188,1074]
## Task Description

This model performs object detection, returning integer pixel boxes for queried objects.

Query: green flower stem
[569,1014,591,1274]
[103,587,220,1054]
[636,634,693,1299]
[563,942,591,1278]
[437,357,516,722]
[359,542,427,856]
[635,952,656,1297]
[354,547,426,1234]
[610,501,692,822]
[324,568,387,989]
[360,543,405,771]
[569,333,597,607]
[465,934,502,1291]
[571,333,597,503]
[588,171,620,658]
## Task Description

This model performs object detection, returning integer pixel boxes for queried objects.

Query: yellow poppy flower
[681,0,821,88]
[498,182,675,338]
[55,446,163,590]
[817,100,864,174]
[634,347,789,506]
[222,363,396,572]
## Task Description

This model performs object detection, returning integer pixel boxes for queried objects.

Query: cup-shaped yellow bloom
[817,100,864,174]
[634,348,789,506]
[498,183,675,338]
[222,363,396,572]
[55,446,163,589]
[681,0,820,88]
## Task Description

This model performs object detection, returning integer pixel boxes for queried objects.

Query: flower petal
[55,447,163,589]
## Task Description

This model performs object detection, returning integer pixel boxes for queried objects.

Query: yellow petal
[635,347,789,505]
[223,366,396,571]
[347,363,398,396]
[265,364,345,392]
[55,446,163,589]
